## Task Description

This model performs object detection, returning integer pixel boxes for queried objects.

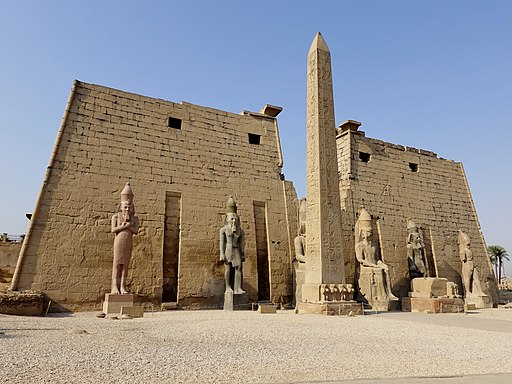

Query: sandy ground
[1,308,512,384]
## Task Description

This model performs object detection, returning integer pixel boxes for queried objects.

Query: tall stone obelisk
[302,32,346,303]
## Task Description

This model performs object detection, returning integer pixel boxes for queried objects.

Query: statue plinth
[296,301,363,316]
[403,277,463,313]
[402,297,464,313]
[223,291,250,311]
[297,283,363,315]
[465,294,492,309]
[103,293,135,315]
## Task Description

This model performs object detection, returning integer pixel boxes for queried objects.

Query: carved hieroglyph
[303,32,346,303]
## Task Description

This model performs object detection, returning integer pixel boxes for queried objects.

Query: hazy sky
[1,1,511,272]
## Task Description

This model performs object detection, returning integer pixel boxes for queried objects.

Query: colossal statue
[111,182,139,294]
[458,230,484,297]
[220,197,246,294]
[294,198,307,263]
[355,207,397,305]
[407,219,428,279]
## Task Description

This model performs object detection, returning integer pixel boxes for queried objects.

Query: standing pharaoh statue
[220,197,246,294]
[458,230,484,297]
[355,207,397,308]
[407,219,428,279]
[294,198,307,263]
[111,182,139,294]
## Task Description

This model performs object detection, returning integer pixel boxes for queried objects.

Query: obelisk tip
[309,32,330,54]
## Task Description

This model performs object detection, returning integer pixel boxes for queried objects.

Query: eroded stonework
[302,32,346,303]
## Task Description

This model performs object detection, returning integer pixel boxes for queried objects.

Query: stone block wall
[336,130,498,302]
[14,81,293,310]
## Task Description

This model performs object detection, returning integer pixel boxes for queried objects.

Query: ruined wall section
[337,131,498,302]
[16,81,292,309]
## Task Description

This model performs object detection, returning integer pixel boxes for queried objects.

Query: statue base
[296,301,363,316]
[410,277,460,298]
[367,298,400,312]
[103,293,135,315]
[223,291,250,311]
[402,297,464,313]
[465,295,492,309]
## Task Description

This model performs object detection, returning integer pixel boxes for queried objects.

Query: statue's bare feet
[111,288,120,294]
[234,289,246,294]
[225,287,233,293]
[120,288,129,294]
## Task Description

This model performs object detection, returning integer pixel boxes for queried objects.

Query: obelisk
[302,32,346,303]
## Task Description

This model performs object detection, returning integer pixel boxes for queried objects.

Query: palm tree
[488,245,509,285]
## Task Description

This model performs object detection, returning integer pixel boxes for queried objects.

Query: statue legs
[224,263,245,294]
[224,264,233,293]
[234,265,245,294]
[111,263,130,294]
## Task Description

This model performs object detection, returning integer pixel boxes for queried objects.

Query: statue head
[458,230,471,247]
[407,218,419,234]
[355,207,372,242]
[118,182,135,218]
[224,196,240,232]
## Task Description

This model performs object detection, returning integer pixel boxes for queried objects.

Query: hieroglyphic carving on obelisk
[303,32,346,302]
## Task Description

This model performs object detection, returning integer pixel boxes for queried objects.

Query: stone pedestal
[297,301,363,316]
[403,277,463,313]
[258,304,277,314]
[103,293,134,315]
[465,295,492,309]
[402,297,464,313]
[410,277,455,298]
[120,306,144,318]
[223,291,250,311]
[369,299,400,312]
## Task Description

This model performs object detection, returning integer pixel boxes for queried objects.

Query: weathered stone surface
[257,303,277,314]
[336,130,499,303]
[402,297,464,313]
[355,207,398,310]
[303,32,346,303]
[459,230,491,309]
[297,301,363,316]
[293,262,305,307]
[120,305,144,318]
[103,293,134,315]
[410,277,460,298]
[0,290,44,316]
[12,81,293,310]
[223,291,250,311]
[407,219,428,278]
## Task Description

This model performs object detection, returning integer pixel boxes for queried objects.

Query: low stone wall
[0,290,44,316]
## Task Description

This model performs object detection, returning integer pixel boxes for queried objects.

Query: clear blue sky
[1,1,511,272]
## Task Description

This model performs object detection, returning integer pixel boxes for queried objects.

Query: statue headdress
[226,196,238,214]
[121,182,134,204]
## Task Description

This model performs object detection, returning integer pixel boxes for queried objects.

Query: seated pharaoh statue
[294,198,307,263]
[407,219,428,279]
[355,207,398,310]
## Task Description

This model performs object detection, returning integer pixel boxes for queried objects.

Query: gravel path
[1,309,512,383]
